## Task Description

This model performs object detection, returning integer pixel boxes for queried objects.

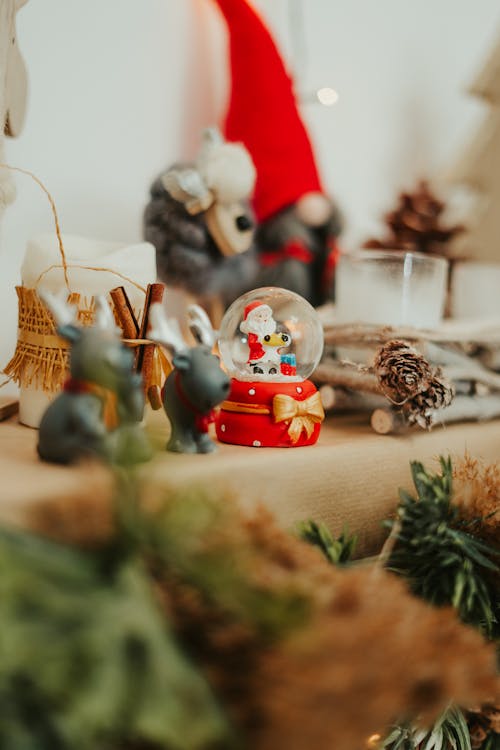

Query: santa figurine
[239,301,291,376]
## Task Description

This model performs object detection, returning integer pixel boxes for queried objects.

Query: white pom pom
[197,142,256,204]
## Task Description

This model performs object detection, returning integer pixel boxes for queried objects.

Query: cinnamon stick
[137,283,165,392]
[110,286,139,341]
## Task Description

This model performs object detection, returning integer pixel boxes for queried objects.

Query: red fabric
[247,332,266,362]
[195,412,216,434]
[213,0,323,222]
[243,300,264,319]
[322,237,341,294]
[259,239,314,267]
[64,378,91,395]
[216,378,321,448]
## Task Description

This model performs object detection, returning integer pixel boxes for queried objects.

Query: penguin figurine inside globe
[216,287,325,447]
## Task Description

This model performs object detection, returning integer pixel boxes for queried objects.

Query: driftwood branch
[316,347,500,398]
[371,394,500,435]
[323,320,500,347]
[314,360,382,396]
[319,385,387,413]
[424,342,500,389]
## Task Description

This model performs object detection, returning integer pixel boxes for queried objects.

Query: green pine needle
[385,457,499,637]
[382,706,472,750]
[480,733,500,750]
[297,520,357,566]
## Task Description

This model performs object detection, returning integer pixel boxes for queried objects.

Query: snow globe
[216,287,325,447]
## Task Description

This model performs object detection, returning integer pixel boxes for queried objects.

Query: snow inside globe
[216,287,325,448]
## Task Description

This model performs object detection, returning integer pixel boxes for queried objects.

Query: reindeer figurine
[148,303,230,453]
[37,292,152,465]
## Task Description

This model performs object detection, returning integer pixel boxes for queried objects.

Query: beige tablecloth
[1,411,499,554]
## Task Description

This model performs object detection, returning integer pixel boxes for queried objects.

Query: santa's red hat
[240,300,273,333]
[212,0,324,222]
[243,300,267,319]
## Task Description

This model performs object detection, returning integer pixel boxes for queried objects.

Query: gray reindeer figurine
[37,292,152,465]
[148,303,230,453]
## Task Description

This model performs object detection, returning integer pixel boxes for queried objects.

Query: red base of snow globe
[216,377,324,448]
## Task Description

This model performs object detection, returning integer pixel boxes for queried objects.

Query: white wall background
[2,0,500,375]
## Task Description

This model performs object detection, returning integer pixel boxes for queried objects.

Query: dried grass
[157,501,499,750]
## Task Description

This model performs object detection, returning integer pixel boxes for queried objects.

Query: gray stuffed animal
[144,128,259,310]
[148,303,230,453]
[37,292,152,465]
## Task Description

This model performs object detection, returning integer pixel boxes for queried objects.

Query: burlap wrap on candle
[4,287,96,393]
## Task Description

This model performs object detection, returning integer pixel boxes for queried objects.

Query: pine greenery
[385,457,499,637]
[381,457,500,750]
[0,525,232,750]
[297,520,357,566]
[383,706,472,750]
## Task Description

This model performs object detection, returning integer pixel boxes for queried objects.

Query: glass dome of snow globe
[216,287,325,448]
[218,286,324,383]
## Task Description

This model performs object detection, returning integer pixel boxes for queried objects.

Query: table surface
[1,410,500,554]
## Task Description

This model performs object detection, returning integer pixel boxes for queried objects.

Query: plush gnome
[212,0,343,308]
[144,127,259,310]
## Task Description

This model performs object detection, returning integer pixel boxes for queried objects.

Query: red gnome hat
[212,0,324,222]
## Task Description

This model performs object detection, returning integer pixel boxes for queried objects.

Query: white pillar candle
[18,233,157,427]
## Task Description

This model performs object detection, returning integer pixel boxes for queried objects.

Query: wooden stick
[314,360,382,395]
[137,283,165,394]
[319,385,386,413]
[371,394,500,435]
[323,321,500,347]
[318,384,336,410]
[371,408,409,435]
[323,323,420,347]
[110,286,139,341]
[0,397,19,422]
[478,348,500,371]
[431,393,500,425]
[425,342,500,390]
[442,365,500,391]
[316,350,500,402]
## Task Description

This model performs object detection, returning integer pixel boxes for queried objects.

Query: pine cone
[469,722,488,750]
[373,340,433,402]
[466,704,500,749]
[404,374,455,429]
[363,180,464,257]
[483,704,500,734]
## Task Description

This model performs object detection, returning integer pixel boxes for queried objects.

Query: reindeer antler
[148,303,187,354]
[94,295,120,333]
[38,289,77,328]
[187,304,217,348]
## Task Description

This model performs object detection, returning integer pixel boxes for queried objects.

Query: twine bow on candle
[272,391,325,443]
